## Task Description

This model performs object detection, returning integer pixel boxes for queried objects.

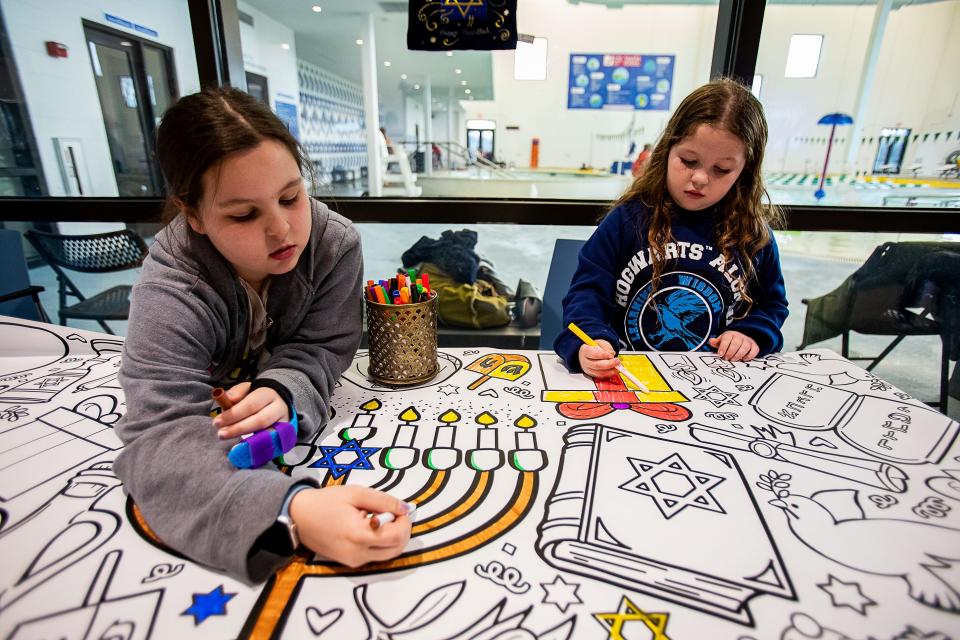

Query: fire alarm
[45,41,68,58]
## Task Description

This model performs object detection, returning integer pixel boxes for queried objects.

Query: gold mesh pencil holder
[365,291,439,385]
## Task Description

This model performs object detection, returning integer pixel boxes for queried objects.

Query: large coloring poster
[0,317,958,639]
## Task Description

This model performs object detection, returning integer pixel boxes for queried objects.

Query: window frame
[0,0,954,234]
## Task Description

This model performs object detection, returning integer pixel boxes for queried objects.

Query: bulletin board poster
[567,53,675,110]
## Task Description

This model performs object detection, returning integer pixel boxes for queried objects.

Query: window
[514,36,548,81]
[784,34,823,79]
[233,0,717,200]
[756,0,960,210]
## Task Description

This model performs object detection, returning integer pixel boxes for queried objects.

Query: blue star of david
[182,585,236,625]
[619,452,725,519]
[308,439,380,478]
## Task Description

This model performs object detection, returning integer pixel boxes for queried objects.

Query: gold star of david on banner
[443,0,484,17]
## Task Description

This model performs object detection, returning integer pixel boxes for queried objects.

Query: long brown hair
[156,87,311,224]
[613,78,784,312]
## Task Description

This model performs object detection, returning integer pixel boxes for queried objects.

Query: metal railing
[394,140,515,179]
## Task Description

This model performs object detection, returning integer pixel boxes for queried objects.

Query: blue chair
[539,239,585,350]
[0,229,50,322]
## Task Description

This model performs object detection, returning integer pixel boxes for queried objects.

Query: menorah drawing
[244,401,547,638]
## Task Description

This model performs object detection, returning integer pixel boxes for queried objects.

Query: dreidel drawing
[466,354,531,390]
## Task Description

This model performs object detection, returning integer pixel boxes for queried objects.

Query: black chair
[798,241,959,410]
[25,228,148,334]
[0,229,50,322]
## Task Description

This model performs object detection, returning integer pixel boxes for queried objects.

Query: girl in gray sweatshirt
[115,88,412,583]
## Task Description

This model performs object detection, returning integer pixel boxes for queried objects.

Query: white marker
[615,363,651,395]
[369,502,417,530]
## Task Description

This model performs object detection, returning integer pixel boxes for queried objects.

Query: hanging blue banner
[568,53,675,111]
[408,0,517,51]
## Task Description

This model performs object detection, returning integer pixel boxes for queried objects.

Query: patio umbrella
[814,113,854,200]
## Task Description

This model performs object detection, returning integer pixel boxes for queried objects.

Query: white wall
[462,0,717,169]
[237,2,299,119]
[1,0,199,196]
[757,0,960,175]
[453,0,958,175]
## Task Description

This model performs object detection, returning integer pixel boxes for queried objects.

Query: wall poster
[568,53,675,111]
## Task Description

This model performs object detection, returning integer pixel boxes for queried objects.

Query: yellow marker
[567,322,650,393]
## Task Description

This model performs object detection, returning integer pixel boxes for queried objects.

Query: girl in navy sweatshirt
[556,79,788,379]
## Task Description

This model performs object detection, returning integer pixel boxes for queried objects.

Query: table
[0,316,958,639]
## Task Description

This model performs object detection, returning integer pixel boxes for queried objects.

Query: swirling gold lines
[418,2,444,32]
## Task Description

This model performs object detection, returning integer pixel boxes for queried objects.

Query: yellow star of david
[593,595,671,640]
[443,0,484,18]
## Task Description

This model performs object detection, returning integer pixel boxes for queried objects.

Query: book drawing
[536,424,795,625]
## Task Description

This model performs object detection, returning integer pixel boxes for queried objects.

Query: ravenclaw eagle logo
[647,289,707,349]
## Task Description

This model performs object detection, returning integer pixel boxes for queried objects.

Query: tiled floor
[24,229,959,419]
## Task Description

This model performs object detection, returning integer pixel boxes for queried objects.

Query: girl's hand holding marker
[212,384,296,469]
[568,322,650,392]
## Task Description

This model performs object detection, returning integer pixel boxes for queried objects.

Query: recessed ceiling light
[355,39,363,45]
[446,51,453,57]
[401,74,408,80]
[460,80,467,85]
[281,43,290,50]
[455,68,462,74]
[312,5,322,12]
[465,89,471,94]
[384,61,391,67]
[414,84,420,90]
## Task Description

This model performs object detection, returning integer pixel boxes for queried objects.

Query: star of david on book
[620,452,726,519]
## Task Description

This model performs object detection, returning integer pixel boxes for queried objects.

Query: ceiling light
[455,68,462,74]
[465,89,471,94]
[460,80,467,85]
[312,5,322,12]
[281,43,290,50]
[446,51,453,57]
[384,61,391,67]
[355,39,363,45]
[120,41,132,46]
[414,84,420,90]
[401,74,408,80]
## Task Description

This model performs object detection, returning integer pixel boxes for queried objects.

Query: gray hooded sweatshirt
[115,197,362,582]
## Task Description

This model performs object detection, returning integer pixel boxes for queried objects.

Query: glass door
[872,128,911,175]
[84,24,176,196]
[246,72,269,105]
[0,11,44,196]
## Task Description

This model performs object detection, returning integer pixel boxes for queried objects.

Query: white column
[844,0,892,175]
[361,13,383,196]
[447,85,455,169]
[423,76,433,176]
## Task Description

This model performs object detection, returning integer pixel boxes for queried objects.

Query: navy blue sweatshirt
[555,201,788,372]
